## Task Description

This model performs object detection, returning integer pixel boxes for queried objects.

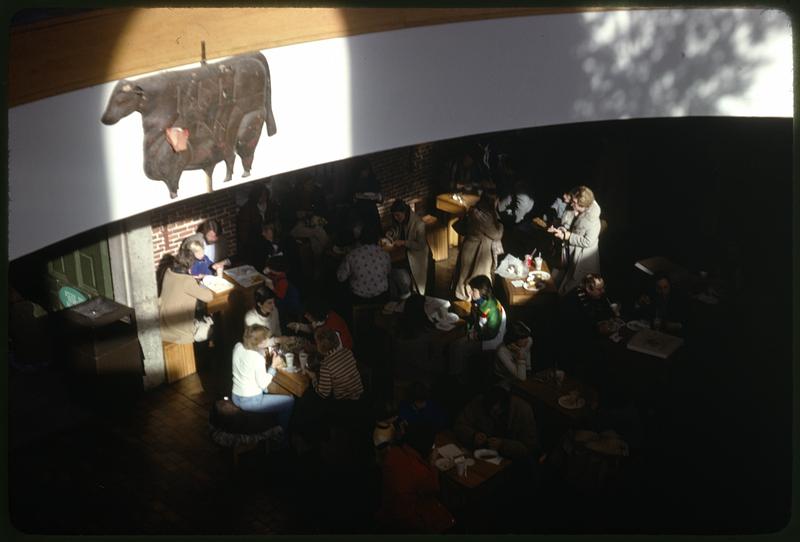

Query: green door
[47,238,114,310]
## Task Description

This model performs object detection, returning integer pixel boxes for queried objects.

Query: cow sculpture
[101,52,277,199]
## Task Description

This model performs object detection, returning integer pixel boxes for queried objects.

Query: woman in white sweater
[494,321,534,382]
[244,285,281,336]
[232,325,294,432]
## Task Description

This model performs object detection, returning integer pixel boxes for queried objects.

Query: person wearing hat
[494,321,534,382]
[386,198,431,297]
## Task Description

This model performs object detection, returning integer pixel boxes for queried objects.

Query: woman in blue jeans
[231,325,294,433]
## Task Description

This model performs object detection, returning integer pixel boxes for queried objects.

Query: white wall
[9,8,792,259]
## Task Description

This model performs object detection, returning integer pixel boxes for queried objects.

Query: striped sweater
[314,346,364,400]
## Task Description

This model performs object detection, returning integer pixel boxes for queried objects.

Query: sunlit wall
[8,8,792,260]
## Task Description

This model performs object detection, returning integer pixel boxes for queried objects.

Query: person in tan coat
[386,199,430,297]
[452,194,504,301]
[159,246,214,344]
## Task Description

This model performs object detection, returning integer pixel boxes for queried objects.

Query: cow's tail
[257,53,277,137]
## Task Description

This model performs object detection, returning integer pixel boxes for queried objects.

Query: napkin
[511,280,525,288]
[485,456,503,465]
[436,443,464,459]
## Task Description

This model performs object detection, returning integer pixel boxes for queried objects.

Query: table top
[436,193,480,215]
[511,370,598,423]
[434,431,510,489]
[498,260,557,307]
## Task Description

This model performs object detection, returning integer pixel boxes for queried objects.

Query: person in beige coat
[387,199,430,297]
[548,185,602,295]
[452,194,504,301]
[159,246,214,344]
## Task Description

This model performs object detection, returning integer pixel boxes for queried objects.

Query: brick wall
[372,143,437,218]
[149,142,441,269]
[150,190,239,268]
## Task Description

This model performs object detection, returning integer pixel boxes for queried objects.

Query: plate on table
[626,320,651,332]
[558,395,587,410]
[527,270,551,281]
[282,366,302,374]
[523,280,545,292]
[474,448,500,461]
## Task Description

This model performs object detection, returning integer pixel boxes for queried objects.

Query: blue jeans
[232,392,295,433]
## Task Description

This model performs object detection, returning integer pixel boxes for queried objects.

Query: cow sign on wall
[101,50,277,199]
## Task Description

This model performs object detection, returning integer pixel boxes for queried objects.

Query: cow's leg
[236,108,266,177]
[203,166,215,193]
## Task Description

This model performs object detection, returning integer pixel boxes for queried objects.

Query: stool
[162,341,196,383]
[208,398,281,470]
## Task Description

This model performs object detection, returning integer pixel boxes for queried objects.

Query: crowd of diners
[155,148,692,533]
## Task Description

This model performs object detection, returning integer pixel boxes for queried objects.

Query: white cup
[455,458,467,477]
[299,352,309,369]
[284,352,295,369]
[534,256,543,271]
[216,266,224,278]
[610,303,620,317]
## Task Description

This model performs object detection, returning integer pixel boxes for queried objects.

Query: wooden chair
[162,341,196,383]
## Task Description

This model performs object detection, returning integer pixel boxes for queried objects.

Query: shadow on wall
[571,9,789,119]
[344,9,789,158]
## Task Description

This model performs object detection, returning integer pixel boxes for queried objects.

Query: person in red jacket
[287,296,354,351]
[376,421,455,533]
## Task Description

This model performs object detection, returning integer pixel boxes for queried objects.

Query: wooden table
[269,367,311,397]
[498,260,557,307]
[434,431,510,490]
[205,272,266,349]
[511,371,598,424]
[436,192,480,248]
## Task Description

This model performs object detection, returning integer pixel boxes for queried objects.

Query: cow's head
[101,80,144,125]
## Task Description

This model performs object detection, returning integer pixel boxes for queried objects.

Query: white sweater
[494,338,533,381]
[231,342,274,397]
[244,308,281,336]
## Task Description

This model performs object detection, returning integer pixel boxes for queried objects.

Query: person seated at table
[548,190,572,227]
[466,275,506,349]
[305,326,363,401]
[454,384,541,461]
[183,238,215,278]
[548,185,602,294]
[386,198,431,298]
[251,222,284,274]
[448,275,506,381]
[633,273,687,335]
[559,273,614,336]
[159,246,214,345]
[336,223,391,305]
[231,324,295,435]
[375,420,455,534]
[498,179,535,228]
[244,285,281,337]
[263,255,303,327]
[448,148,488,195]
[185,219,235,273]
[398,381,448,434]
[287,296,353,351]
[290,211,330,282]
[556,273,614,381]
[494,321,534,383]
[452,194,504,301]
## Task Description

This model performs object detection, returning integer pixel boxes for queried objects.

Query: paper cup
[299,352,309,369]
[456,458,467,477]
[534,256,543,271]
[216,266,224,277]
[285,352,295,369]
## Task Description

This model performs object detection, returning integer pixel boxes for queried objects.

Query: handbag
[193,315,214,342]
